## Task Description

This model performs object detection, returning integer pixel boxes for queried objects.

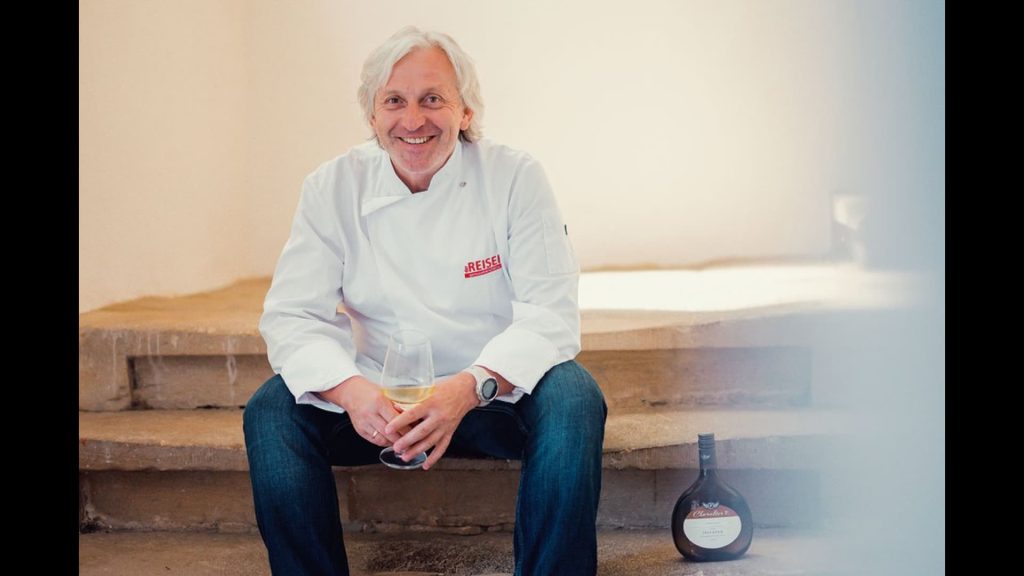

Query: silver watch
[465,366,499,406]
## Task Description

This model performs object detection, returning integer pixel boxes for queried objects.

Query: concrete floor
[80,528,852,576]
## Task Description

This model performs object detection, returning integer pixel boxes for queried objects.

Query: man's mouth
[398,136,435,145]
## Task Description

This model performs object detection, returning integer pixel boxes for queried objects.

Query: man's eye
[424,95,442,105]
[383,96,402,105]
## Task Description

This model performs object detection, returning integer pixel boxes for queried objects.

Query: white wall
[247,0,844,274]
[245,0,943,276]
[79,0,250,312]
[80,0,944,311]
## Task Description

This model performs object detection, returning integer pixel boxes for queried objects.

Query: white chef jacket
[259,138,581,414]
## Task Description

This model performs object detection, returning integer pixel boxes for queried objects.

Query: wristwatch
[465,365,499,407]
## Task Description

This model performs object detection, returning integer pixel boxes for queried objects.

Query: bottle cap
[698,433,715,449]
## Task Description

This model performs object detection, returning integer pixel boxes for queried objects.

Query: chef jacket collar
[362,140,464,217]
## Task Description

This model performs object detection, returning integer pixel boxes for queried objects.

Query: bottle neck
[698,444,717,477]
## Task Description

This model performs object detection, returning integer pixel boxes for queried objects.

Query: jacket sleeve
[258,173,360,413]
[471,156,581,394]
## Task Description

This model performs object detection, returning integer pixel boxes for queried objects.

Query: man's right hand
[317,375,408,447]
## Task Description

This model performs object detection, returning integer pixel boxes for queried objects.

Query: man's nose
[401,104,425,132]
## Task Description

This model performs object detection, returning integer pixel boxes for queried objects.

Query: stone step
[79,527,850,576]
[79,408,847,472]
[80,275,879,411]
[85,338,815,412]
[80,408,849,531]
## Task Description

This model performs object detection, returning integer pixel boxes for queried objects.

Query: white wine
[671,433,753,561]
[383,384,433,405]
[377,328,434,470]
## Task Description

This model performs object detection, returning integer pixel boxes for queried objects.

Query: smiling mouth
[398,136,435,145]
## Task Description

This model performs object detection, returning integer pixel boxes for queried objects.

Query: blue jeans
[243,359,607,576]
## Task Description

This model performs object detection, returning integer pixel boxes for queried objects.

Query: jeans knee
[243,374,291,444]
[561,361,606,411]
[537,361,607,433]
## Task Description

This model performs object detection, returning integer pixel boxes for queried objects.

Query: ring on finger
[371,429,379,439]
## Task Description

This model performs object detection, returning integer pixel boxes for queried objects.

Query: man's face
[371,47,473,192]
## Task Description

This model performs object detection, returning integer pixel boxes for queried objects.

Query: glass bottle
[671,433,753,561]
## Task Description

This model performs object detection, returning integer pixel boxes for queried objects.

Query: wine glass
[378,328,435,470]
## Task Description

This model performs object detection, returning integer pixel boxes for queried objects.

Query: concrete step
[79,270,902,411]
[79,528,850,576]
[80,408,850,532]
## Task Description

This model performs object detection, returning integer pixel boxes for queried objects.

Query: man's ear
[461,107,474,131]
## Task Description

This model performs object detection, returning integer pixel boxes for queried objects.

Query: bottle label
[682,503,742,549]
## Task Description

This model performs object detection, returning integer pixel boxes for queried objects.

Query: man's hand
[384,371,479,470]
[317,375,408,448]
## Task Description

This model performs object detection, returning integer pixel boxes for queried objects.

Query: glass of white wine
[379,328,435,470]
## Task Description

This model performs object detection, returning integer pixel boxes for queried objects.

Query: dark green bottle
[671,433,753,561]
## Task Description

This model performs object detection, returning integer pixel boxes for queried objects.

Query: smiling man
[370,46,470,192]
[244,27,607,576]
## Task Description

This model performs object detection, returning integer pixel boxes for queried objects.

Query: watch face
[482,378,498,400]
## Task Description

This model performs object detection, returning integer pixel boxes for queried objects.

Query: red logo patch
[464,254,503,278]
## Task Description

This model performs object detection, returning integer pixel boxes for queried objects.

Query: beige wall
[80,0,250,312]
[80,0,944,312]
[245,0,844,276]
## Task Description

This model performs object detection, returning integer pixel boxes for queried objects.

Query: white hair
[358,26,484,142]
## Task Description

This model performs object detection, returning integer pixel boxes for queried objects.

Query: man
[244,26,606,576]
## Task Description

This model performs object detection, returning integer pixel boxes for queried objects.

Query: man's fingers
[376,402,412,441]
[391,415,436,453]
[363,420,390,447]
[422,435,451,470]
[385,405,424,437]
[403,428,445,462]
[374,414,405,444]
[353,409,393,447]
[384,414,413,438]
[380,401,402,421]
[364,428,387,447]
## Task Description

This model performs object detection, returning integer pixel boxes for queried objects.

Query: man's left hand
[384,371,478,470]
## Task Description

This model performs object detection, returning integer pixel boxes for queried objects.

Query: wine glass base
[379,446,427,470]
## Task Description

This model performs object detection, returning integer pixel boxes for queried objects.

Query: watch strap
[465,365,498,406]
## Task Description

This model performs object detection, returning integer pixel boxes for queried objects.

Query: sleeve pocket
[542,209,577,275]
